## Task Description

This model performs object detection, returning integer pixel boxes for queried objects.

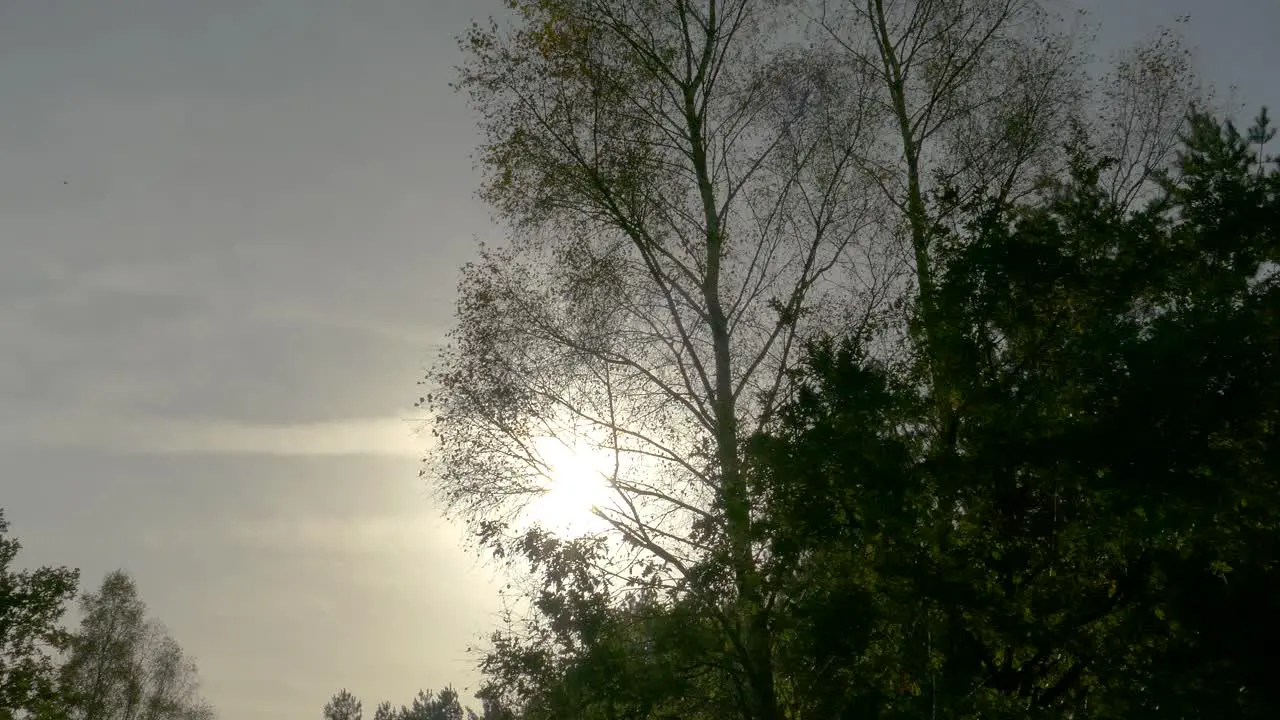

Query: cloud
[223,512,462,556]
[2,413,428,457]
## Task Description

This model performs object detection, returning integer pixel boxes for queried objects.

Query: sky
[0,1,1276,719]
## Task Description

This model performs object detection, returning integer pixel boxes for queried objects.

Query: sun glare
[525,436,615,537]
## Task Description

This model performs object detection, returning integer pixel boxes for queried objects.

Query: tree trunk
[684,5,777,714]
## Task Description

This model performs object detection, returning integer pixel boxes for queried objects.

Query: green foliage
[0,510,79,719]
[468,106,1280,719]
[373,701,396,720]
[401,687,464,720]
[332,686,500,720]
[325,686,366,717]
[752,106,1280,718]
[59,571,213,720]
[1,521,209,720]
[443,1,1275,717]
[324,690,363,720]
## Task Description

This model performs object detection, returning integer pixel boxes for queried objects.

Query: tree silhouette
[432,3,1197,718]
[323,689,362,720]
[0,509,79,719]
[59,571,212,720]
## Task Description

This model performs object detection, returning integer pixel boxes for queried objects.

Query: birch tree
[434,3,880,717]
[1090,22,1202,210]
[789,0,1085,434]
[59,572,212,720]
[795,0,1199,425]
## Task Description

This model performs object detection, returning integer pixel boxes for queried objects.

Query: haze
[1,1,1275,719]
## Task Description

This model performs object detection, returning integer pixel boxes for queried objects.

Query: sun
[524,436,615,537]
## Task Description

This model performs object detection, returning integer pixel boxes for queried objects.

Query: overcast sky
[1,1,1276,719]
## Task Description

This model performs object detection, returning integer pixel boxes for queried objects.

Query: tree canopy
[0,510,79,719]
[428,2,1250,719]
[0,516,213,720]
[58,571,214,720]
[437,97,1280,719]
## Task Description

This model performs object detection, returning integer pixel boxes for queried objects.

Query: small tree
[0,509,79,719]
[59,571,212,720]
[371,701,396,720]
[401,688,465,720]
[323,690,362,720]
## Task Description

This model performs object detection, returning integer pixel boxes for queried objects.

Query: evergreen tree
[323,690,362,720]
[751,107,1280,718]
